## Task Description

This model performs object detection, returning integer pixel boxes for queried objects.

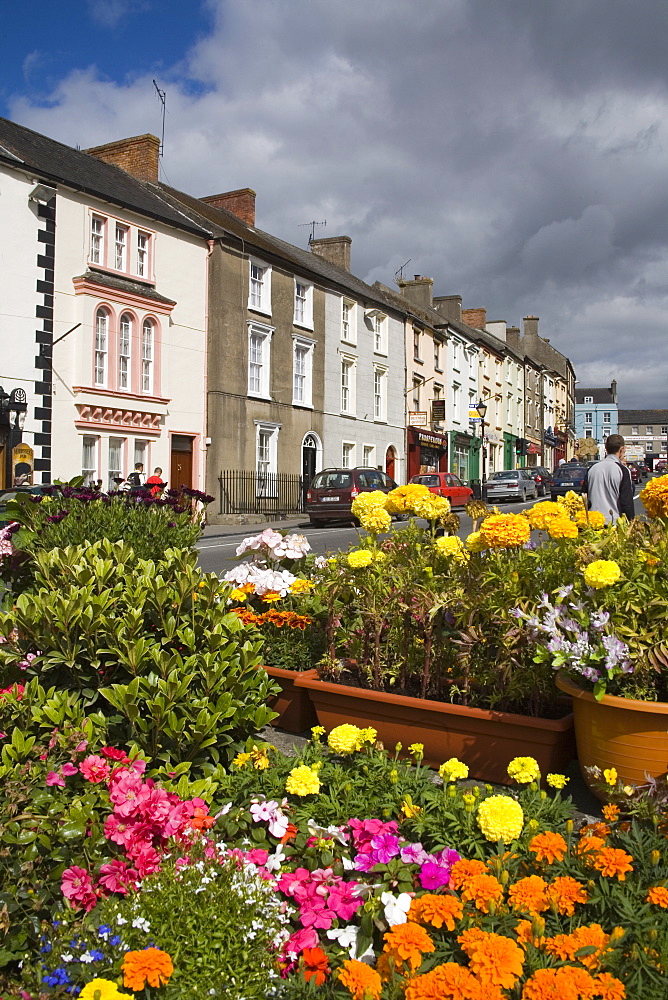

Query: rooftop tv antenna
[298,220,327,245]
[153,79,166,159]
[395,259,412,282]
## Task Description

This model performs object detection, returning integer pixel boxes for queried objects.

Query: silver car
[484,470,538,502]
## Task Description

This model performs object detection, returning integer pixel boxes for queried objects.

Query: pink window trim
[88,301,162,396]
[135,315,161,397]
[93,304,115,389]
[85,212,158,284]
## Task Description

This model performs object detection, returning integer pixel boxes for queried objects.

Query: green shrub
[0,540,279,772]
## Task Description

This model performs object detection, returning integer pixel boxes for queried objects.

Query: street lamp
[476,399,488,493]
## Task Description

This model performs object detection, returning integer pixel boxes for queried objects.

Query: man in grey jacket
[582,435,635,524]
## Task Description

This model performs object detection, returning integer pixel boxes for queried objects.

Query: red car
[408,472,473,508]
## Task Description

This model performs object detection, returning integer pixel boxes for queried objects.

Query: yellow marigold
[508,875,549,916]
[450,858,488,889]
[290,578,314,593]
[261,590,282,602]
[547,516,579,540]
[546,773,569,789]
[382,921,435,972]
[557,490,586,516]
[228,587,248,602]
[479,513,531,549]
[233,752,251,768]
[477,795,524,843]
[640,474,668,519]
[347,549,374,568]
[460,873,505,912]
[458,928,525,989]
[327,723,374,753]
[439,757,469,782]
[529,832,567,864]
[507,756,540,784]
[408,893,463,930]
[526,501,564,531]
[522,966,598,999]
[405,962,490,1000]
[385,483,432,514]
[80,981,129,1000]
[410,493,451,521]
[583,559,622,589]
[435,534,464,556]
[545,923,610,970]
[351,490,389,516]
[591,847,634,880]
[647,886,668,907]
[575,508,606,530]
[358,507,393,534]
[337,959,382,1000]
[546,876,588,915]
[400,796,422,819]
[285,764,321,796]
[122,948,173,991]
[465,530,487,552]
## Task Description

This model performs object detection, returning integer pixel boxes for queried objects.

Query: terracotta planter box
[265,666,319,734]
[293,672,575,785]
[556,672,668,797]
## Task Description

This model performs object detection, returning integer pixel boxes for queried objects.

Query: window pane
[142,320,153,393]
[249,332,263,394]
[95,310,108,386]
[137,232,149,277]
[108,438,123,490]
[115,225,127,270]
[119,314,132,389]
[91,217,103,264]
[82,436,97,485]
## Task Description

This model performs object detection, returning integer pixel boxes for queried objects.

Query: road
[197,484,652,578]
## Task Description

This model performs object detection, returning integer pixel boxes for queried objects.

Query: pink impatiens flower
[61,762,79,776]
[79,754,111,783]
[46,771,65,787]
[98,859,139,895]
[61,866,97,911]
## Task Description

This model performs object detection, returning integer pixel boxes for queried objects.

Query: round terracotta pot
[556,672,668,796]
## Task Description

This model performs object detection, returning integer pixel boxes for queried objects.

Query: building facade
[575,383,618,458]
[617,410,668,468]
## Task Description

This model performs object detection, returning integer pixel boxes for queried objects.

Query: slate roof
[575,388,616,404]
[0,117,209,238]
[618,409,668,425]
[74,269,176,306]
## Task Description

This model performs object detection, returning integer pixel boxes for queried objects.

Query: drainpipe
[202,238,215,493]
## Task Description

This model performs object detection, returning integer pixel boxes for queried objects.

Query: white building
[0,121,209,491]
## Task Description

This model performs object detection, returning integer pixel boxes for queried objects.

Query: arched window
[94,308,109,386]
[119,313,132,390]
[141,318,154,394]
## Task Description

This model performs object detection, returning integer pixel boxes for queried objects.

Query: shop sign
[527,442,542,455]
[431,399,446,422]
[468,409,482,421]
[417,431,446,448]
[12,443,34,485]
[409,411,428,427]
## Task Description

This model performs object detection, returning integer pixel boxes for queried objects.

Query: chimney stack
[610,379,617,402]
[310,235,352,271]
[397,275,434,311]
[506,326,521,350]
[462,307,487,331]
[200,188,256,226]
[432,295,462,323]
[523,315,540,339]
[85,134,160,183]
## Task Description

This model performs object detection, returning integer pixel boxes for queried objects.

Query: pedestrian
[558,458,566,466]
[582,434,635,524]
[146,466,165,497]
[126,462,144,491]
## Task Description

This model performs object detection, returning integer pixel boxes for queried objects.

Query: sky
[2,0,667,409]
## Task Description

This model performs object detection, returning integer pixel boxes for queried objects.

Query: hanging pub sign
[409,411,428,427]
[431,399,446,422]
[12,442,34,485]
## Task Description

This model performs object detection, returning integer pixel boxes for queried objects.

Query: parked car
[627,463,640,485]
[0,484,49,525]
[484,470,538,503]
[408,472,473,508]
[655,459,667,473]
[525,466,552,497]
[306,467,399,525]
[548,465,588,501]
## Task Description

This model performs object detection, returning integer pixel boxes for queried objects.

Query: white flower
[307,819,348,845]
[131,917,151,932]
[341,856,356,871]
[60,953,73,963]
[381,891,412,927]
[326,926,374,963]
[79,952,95,964]
[264,844,286,873]
[116,915,127,926]
[216,802,233,817]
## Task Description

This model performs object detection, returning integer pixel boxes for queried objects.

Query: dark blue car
[549,465,589,501]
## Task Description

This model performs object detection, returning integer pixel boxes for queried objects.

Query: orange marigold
[338,959,382,1000]
[545,923,610,970]
[590,847,634,880]
[458,928,524,989]
[521,965,597,999]
[405,961,490,1000]
[302,946,329,986]
[508,875,549,916]
[529,832,567,864]
[575,834,606,857]
[460,873,504,912]
[580,822,611,838]
[122,948,173,991]
[383,921,435,971]
[409,893,463,930]
[647,885,668,907]
[450,858,488,889]
[602,804,620,822]
[515,919,545,949]
[595,972,626,999]
[546,876,588,916]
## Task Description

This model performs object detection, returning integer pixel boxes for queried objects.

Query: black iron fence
[217,470,305,516]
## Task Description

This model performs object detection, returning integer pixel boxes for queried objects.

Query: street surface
[196,483,653,578]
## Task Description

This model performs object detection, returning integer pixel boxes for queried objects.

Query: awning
[527,442,542,455]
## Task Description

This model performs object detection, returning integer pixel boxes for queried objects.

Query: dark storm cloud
[10,0,668,407]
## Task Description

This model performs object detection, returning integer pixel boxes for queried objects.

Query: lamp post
[0,386,28,488]
[476,398,488,496]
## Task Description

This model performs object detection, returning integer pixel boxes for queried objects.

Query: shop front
[407,426,448,480]
[543,427,560,471]
[485,430,503,473]
[553,428,567,467]
[525,440,542,468]
[503,432,518,470]
[449,430,478,483]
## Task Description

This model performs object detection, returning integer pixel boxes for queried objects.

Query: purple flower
[368,833,400,864]
[509,607,524,619]
[400,843,430,866]
[419,861,452,890]
[354,852,377,872]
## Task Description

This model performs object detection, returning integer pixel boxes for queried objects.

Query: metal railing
[217,470,305,516]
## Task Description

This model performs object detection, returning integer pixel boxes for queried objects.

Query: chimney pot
[84,134,160,182]
[432,295,462,323]
[397,275,433,310]
[310,235,352,271]
[200,188,256,226]
[462,307,487,331]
